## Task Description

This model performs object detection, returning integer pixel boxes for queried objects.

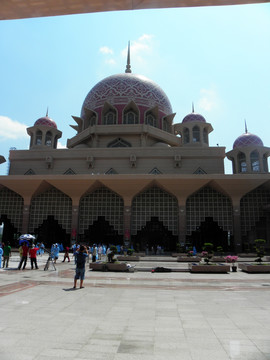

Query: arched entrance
[83,216,122,245]
[240,186,270,250]
[35,215,69,248]
[186,186,233,251]
[0,216,20,247]
[0,187,23,246]
[79,187,124,243]
[131,186,178,252]
[133,217,176,252]
[29,186,72,247]
[189,217,231,251]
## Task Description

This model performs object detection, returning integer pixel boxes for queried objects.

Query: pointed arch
[186,185,233,236]
[79,186,124,234]
[123,101,139,124]
[131,186,178,235]
[29,186,72,233]
[0,187,23,232]
[107,138,131,148]
[102,102,117,125]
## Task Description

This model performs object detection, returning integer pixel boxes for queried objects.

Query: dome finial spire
[192,102,194,113]
[125,41,132,73]
[46,107,49,117]
[245,119,248,133]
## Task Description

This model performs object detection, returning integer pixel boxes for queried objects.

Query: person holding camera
[73,245,88,289]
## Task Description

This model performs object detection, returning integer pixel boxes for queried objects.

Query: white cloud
[121,34,154,60]
[0,116,28,140]
[105,58,116,65]
[57,141,66,149]
[99,46,113,55]
[198,88,219,112]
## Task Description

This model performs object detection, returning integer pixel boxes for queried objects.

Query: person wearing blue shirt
[73,245,88,289]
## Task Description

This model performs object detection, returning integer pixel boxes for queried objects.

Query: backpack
[76,252,86,269]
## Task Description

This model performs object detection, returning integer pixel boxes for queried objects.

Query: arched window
[162,119,170,132]
[36,131,42,145]
[45,131,52,146]
[192,126,200,142]
[250,150,260,172]
[203,128,208,143]
[104,110,116,125]
[146,113,157,127]
[183,128,189,144]
[90,115,96,126]
[123,111,138,124]
[263,154,268,172]
[238,152,247,173]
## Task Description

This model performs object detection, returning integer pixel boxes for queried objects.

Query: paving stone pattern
[0,254,270,359]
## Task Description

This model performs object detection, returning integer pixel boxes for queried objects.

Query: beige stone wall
[9,146,225,175]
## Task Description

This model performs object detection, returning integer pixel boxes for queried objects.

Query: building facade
[1,55,270,252]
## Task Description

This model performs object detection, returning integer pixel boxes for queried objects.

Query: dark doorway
[35,216,69,248]
[190,217,230,251]
[133,217,177,252]
[0,215,19,247]
[83,216,122,246]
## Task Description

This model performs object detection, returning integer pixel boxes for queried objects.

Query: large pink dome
[34,116,57,129]
[182,112,206,123]
[233,132,263,149]
[81,73,173,120]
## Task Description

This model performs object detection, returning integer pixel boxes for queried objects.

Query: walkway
[0,254,270,359]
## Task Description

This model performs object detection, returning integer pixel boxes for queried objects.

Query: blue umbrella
[18,234,35,241]
[19,239,30,246]
[18,234,35,246]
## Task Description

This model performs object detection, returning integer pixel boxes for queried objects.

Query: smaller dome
[182,112,206,123]
[34,116,57,129]
[233,132,264,149]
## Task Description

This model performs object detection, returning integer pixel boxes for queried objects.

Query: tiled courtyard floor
[1,254,270,360]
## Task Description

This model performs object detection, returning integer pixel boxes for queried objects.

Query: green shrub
[255,239,266,263]
[127,248,134,256]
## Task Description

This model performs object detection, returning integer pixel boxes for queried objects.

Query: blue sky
[0,3,270,175]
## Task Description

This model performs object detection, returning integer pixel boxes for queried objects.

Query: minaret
[125,41,132,73]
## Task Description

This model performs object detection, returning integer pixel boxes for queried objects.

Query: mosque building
[1,48,270,252]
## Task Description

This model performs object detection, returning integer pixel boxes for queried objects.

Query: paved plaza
[1,253,270,360]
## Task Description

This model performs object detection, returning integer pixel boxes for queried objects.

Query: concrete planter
[172,253,187,257]
[117,255,140,261]
[177,256,201,262]
[211,257,226,262]
[238,263,270,273]
[189,263,231,273]
[106,263,129,272]
[90,262,129,272]
[238,253,257,258]
[90,262,107,271]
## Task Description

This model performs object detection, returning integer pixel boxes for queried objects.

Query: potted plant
[225,255,238,272]
[201,242,213,264]
[254,239,266,263]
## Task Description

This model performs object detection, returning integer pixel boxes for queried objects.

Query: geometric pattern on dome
[81,73,173,118]
[182,112,206,123]
[233,132,264,149]
[34,116,57,129]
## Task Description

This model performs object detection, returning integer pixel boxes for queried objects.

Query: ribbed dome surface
[233,132,263,149]
[182,112,206,123]
[34,116,57,129]
[81,73,173,119]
